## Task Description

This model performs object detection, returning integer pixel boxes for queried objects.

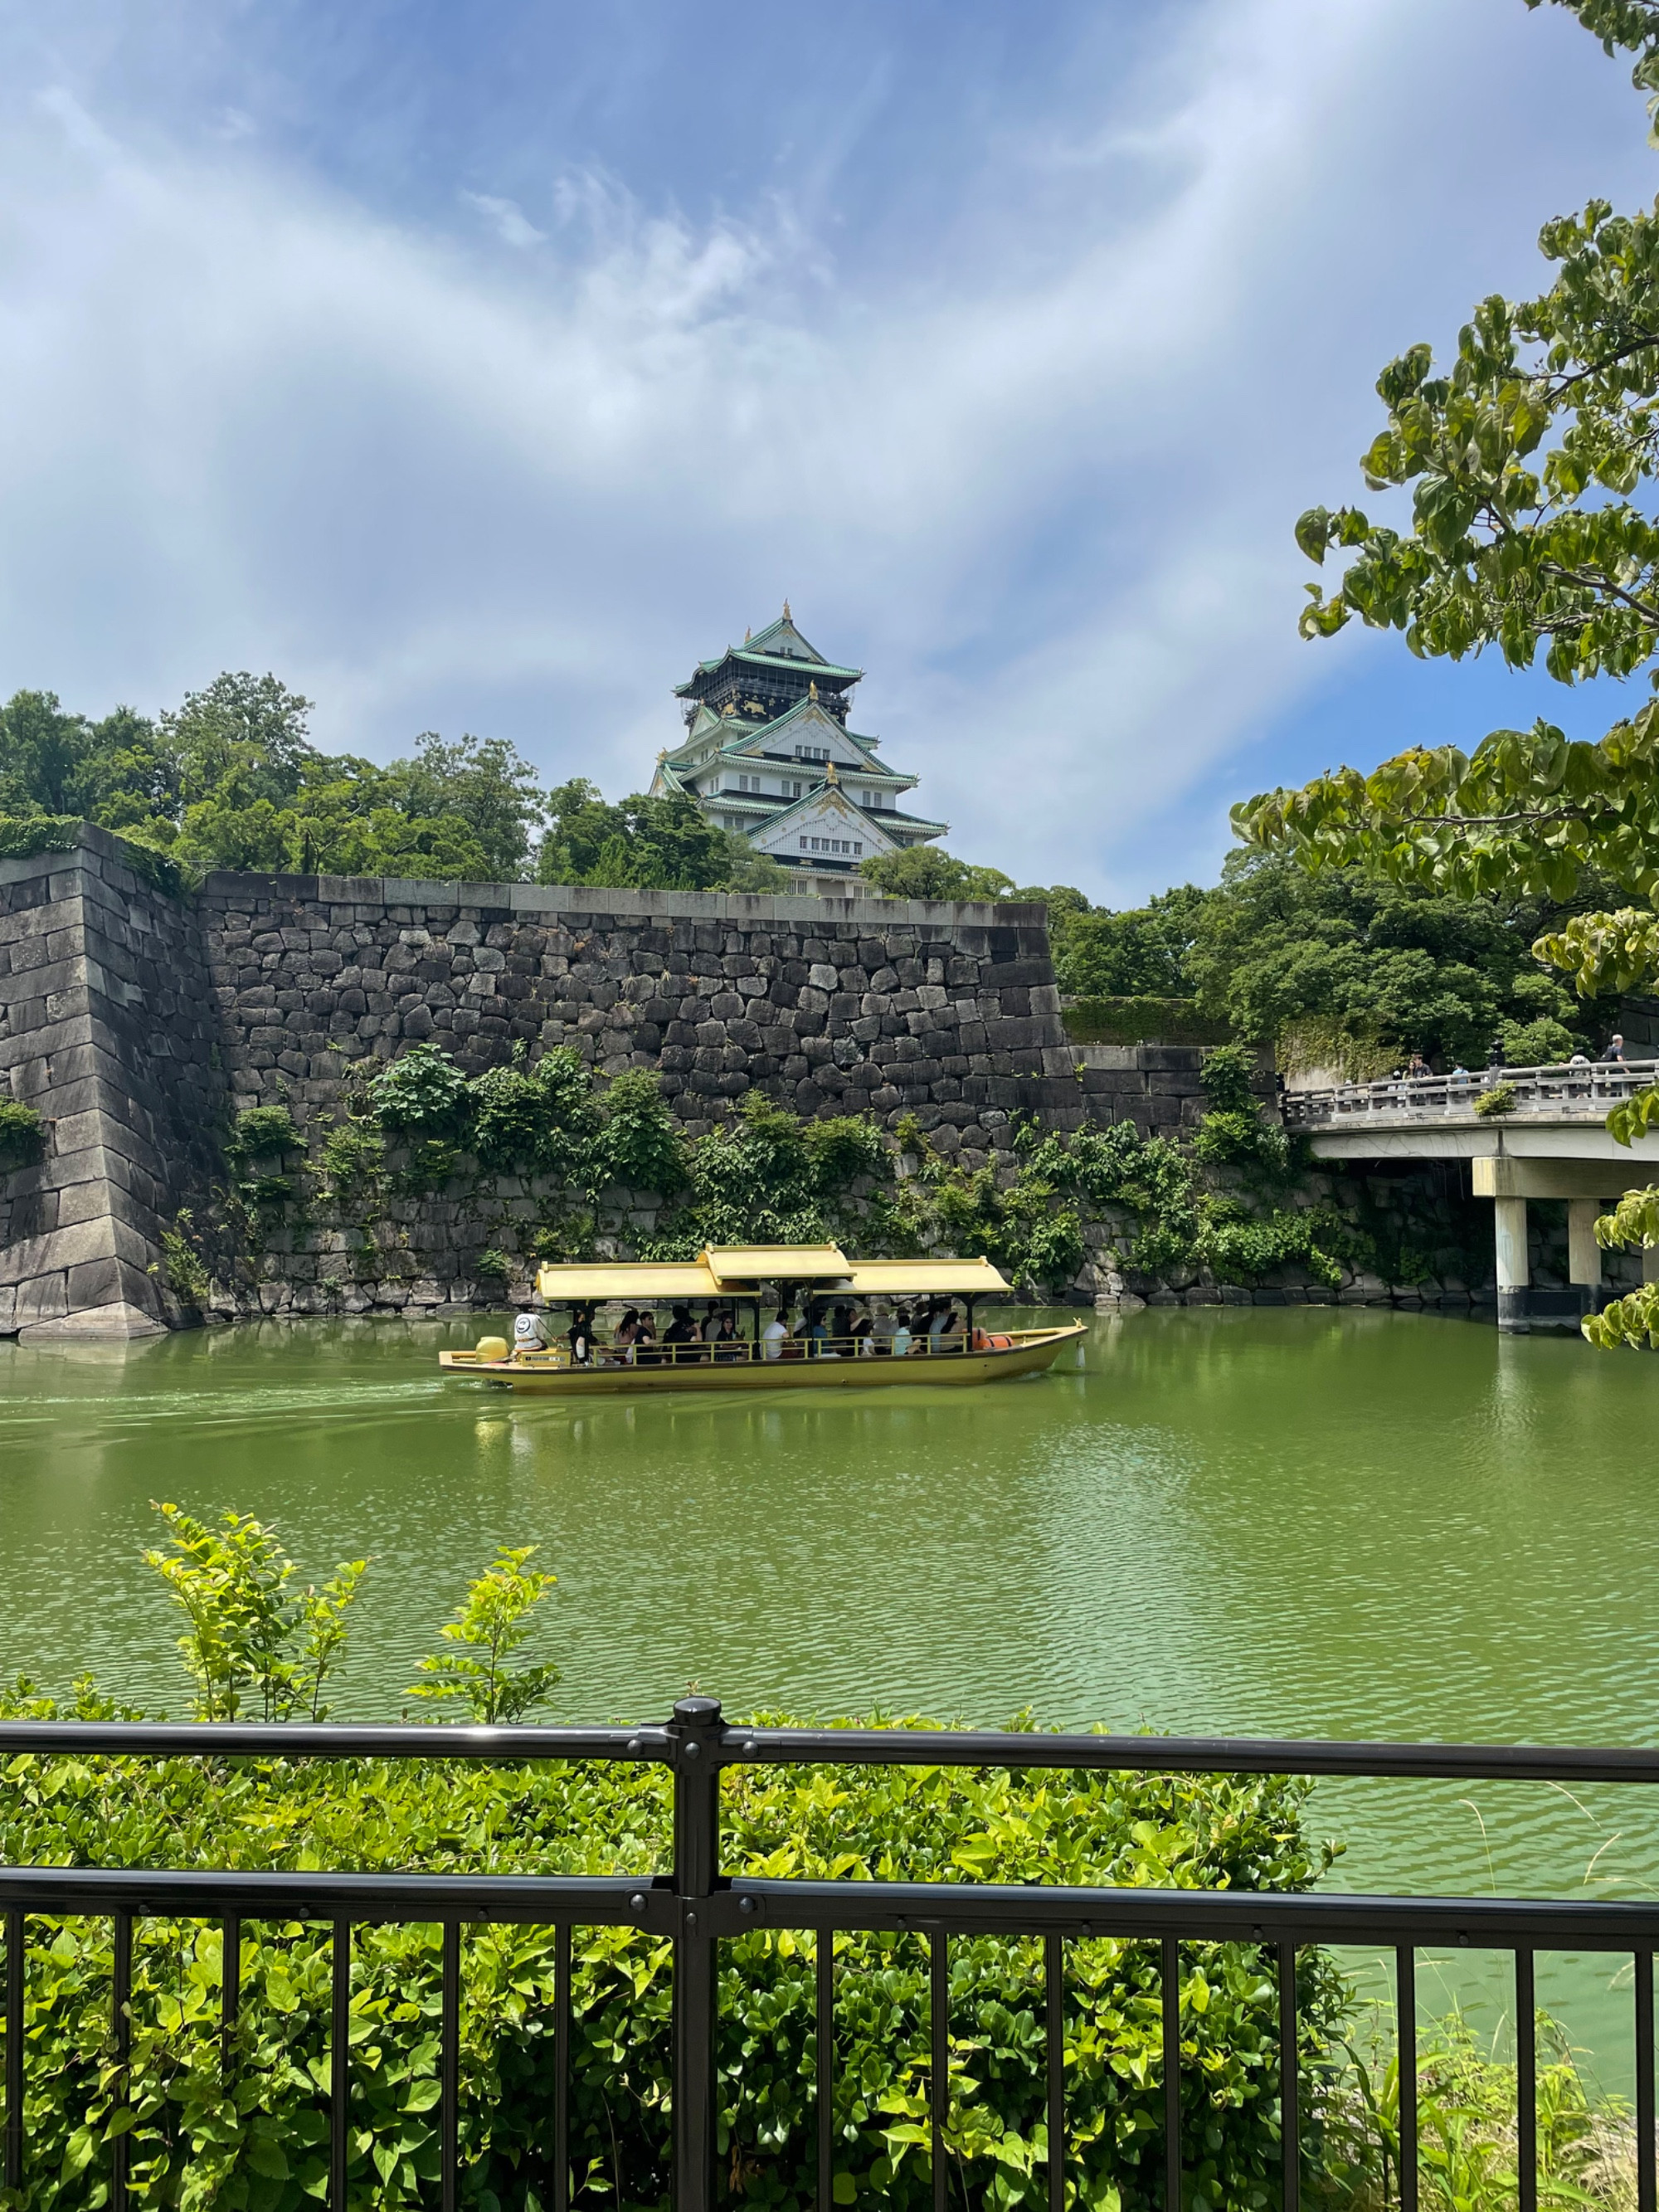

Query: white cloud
[461,190,546,250]
[0,2,1652,899]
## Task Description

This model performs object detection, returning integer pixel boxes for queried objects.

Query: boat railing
[537,1326,1034,1370]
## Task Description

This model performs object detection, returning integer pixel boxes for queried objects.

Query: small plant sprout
[406,1547,560,1724]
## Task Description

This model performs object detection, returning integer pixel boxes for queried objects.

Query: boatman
[513,1304,550,1358]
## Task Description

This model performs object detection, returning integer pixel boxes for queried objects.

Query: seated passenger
[662,1304,699,1363]
[605,1308,640,1365]
[761,1312,788,1361]
[890,1308,913,1358]
[711,1310,746,1363]
[635,1313,662,1366]
[567,1304,596,1368]
[513,1306,550,1357]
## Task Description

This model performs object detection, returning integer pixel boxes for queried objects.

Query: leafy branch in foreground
[142,1503,367,1722]
[406,1546,560,1724]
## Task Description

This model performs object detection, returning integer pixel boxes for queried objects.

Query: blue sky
[2,0,1657,899]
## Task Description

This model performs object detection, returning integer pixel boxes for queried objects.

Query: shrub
[317,1117,382,1201]
[473,1246,513,1284]
[147,1208,212,1307]
[370,1040,472,1136]
[471,1046,600,1178]
[1473,1082,1518,1118]
[405,1547,559,1724]
[0,1095,46,1167]
[225,1103,302,1163]
[589,1068,688,1196]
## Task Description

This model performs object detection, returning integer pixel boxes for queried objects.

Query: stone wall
[0,829,226,1337]
[198,870,1074,1162]
[8,834,1164,1333]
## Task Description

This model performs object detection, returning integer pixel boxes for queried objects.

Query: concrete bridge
[1283,1061,1659,1331]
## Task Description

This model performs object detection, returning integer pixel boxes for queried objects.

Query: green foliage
[1187,855,1588,1069]
[1197,1044,1258,1115]
[224,1104,302,1165]
[1473,1083,1518,1118]
[0,1632,1345,2212]
[1584,1280,1659,1346]
[1607,1082,1659,1144]
[406,1547,560,1724]
[369,1042,474,1137]
[0,809,188,893]
[589,1069,689,1196]
[472,1247,513,1284]
[0,675,547,886]
[859,845,1016,903]
[0,809,82,858]
[142,1502,367,1722]
[316,1118,383,1203]
[1595,1181,1659,1247]
[720,830,792,892]
[1049,886,1210,1000]
[0,1095,46,1167]
[537,779,733,891]
[645,1093,853,1254]
[148,1210,213,1308]
[1062,997,1232,1048]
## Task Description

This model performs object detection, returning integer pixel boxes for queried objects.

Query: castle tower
[648,608,947,888]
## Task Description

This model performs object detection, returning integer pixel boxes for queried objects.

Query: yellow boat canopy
[535,1260,740,1303]
[535,1245,1013,1304]
[703,1243,851,1284]
[844,1257,1013,1297]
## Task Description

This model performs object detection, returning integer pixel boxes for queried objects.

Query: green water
[2,1307,1657,2068]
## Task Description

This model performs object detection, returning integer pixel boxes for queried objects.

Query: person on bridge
[1605,1033,1627,1063]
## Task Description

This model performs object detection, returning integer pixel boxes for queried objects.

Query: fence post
[669,1696,725,2212]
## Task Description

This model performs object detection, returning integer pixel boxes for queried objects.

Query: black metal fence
[4,1696,1659,2211]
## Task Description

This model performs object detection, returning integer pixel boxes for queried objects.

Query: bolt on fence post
[669,1697,724,2212]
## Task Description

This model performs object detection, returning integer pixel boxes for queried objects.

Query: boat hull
[439,1325,1087,1395]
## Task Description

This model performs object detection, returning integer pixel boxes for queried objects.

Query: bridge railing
[1282,1057,1659,1128]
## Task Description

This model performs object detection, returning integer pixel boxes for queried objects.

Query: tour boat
[437,1243,1086,1395]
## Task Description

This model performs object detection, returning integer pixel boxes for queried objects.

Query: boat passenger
[605,1308,640,1365]
[872,1307,896,1357]
[890,1308,913,1358]
[804,1309,832,1359]
[761,1311,788,1361]
[851,1313,875,1357]
[930,1305,963,1353]
[711,1310,746,1364]
[663,1303,700,1364]
[567,1304,596,1368]
[513,1306,550,1357]
[634,1312,662,1367]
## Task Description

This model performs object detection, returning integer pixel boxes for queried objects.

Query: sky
[2,1,1658,902]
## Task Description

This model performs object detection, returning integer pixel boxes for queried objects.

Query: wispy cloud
[461,190,545,249]
[0,1,1651,899]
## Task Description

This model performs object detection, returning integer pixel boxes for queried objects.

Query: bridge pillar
[1494,1196,1530,1333]
[1567,1200,1604,1293]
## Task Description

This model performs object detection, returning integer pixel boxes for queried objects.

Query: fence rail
[1282,1055,1659,1127]
[4,1698,1659,2212]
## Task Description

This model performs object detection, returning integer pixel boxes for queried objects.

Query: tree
[1052,886,1211,1000]
[1187,855,1586,1071]
[859,845,1015,901]
[536,779,733,891]
[1233,0,1659,1329]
